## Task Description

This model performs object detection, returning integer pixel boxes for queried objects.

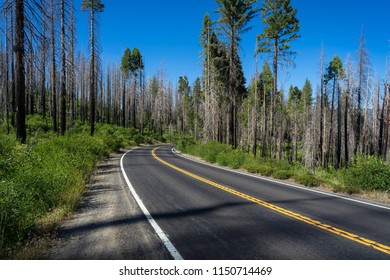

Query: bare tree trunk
[5,12,11,134]
[68,5,76,127]
[15,0,26,143]
[384,84,390,159]
[40,20,46,119]
[378,84,385,157]
[261,85,268,158]
[372,78,380,156]
[27,24,34,116]
[51,2,58,133]
[228,30,236,148]
[271,41,279,159]
[122,76,126,128]
[89,8,96,136]
[336,83,342,169]
[344,85,350,166]
[106,63,111,124]
[133,73,137,129]
[60,0,67,135]
[362,74,370,155]
[326,79,336,169]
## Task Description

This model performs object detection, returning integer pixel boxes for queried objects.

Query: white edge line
[120,148,184,260]
[172,148,390,211]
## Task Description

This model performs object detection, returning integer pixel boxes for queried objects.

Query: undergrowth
[0,118,155,258]
[175,137,390,194]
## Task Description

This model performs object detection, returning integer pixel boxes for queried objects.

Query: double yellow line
[152,147,390,256]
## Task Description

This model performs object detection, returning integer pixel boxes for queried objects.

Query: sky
[74,0,390,92]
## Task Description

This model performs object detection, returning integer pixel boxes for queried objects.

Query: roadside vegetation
[0,117,157,259]
[175,137,390,195]
[1,0,390,258]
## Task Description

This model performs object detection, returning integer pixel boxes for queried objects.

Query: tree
[60,0,68,135]
[193,78,203,140]
[177,76,191,133]
[355,29,370,155]
[14,0,27,143]
[258,61,273,157]
[215,0,257,148]
[257,0,300,156]
[121,47,131,128]
[3,0,44,142]
[287,85,302,162]
[201,13,213,142]
[301,79,313,125]
[200,14,230,143]
[130,47,144,129]
[324,55,344,169]
[82,0,104,136]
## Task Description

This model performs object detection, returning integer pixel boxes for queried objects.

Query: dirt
[45,149,171,260]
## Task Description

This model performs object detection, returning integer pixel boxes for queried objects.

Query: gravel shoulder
[45,148,171,260]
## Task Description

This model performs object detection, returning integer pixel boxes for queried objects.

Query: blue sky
[74,0,390,92]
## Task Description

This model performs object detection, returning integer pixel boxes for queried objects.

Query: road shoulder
[45,148,171,260]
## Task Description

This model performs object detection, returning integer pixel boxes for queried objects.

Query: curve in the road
[120,148,183,260]
[152,147,390,256]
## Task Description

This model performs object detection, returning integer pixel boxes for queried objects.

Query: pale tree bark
[15,0,26,143]
[60,0,67,135]
[50,0,58,132]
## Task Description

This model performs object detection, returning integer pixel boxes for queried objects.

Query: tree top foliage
[325,55,345,82]
[131,48,144,72]
[214,0,258,42]
[257,0,300,55]
[121,47,132,73]
[121,47,144,76]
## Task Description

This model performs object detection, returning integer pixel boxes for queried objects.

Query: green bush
[257,165,274,177]
[0,134,18,178]
[243,160,262,174]
[175,136,196,153]
[216,152,229,166]
[339,156,390,191]
[246,164,261,174]
[198,142,232,163]
[293,174,319,187]
[216,149,246,168]
[273,170,293,180]
[226,150,247,169]
[0,124,155,257]
[26,115,50,134]
[174,140,390,195]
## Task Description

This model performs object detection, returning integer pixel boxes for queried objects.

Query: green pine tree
[215,0,257,148]
[257,0,300,114]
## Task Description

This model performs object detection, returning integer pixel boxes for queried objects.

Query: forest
[0,0,389,257]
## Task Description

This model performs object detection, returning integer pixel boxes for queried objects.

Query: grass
[0,118,157,259]
[174,137,390,194]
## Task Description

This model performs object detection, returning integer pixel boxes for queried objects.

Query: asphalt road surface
[121,145,390,260]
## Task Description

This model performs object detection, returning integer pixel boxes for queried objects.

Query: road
[46,150,171,260]
[121,145,390,260]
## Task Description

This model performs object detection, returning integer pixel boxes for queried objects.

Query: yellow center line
[152,147,390,256]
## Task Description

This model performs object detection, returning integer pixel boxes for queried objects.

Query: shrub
[257,165,274,177]
[339,156,390,191]
[226,150,247,169]
[216,152,229,166]
[26,115,50,133]
[294,174,319,187]
[273,170,293,180]
[244,160,262,174]
[0,124,157,257]
[0,134,18,178]
[175,136,196,153]
[196,142,231,163]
